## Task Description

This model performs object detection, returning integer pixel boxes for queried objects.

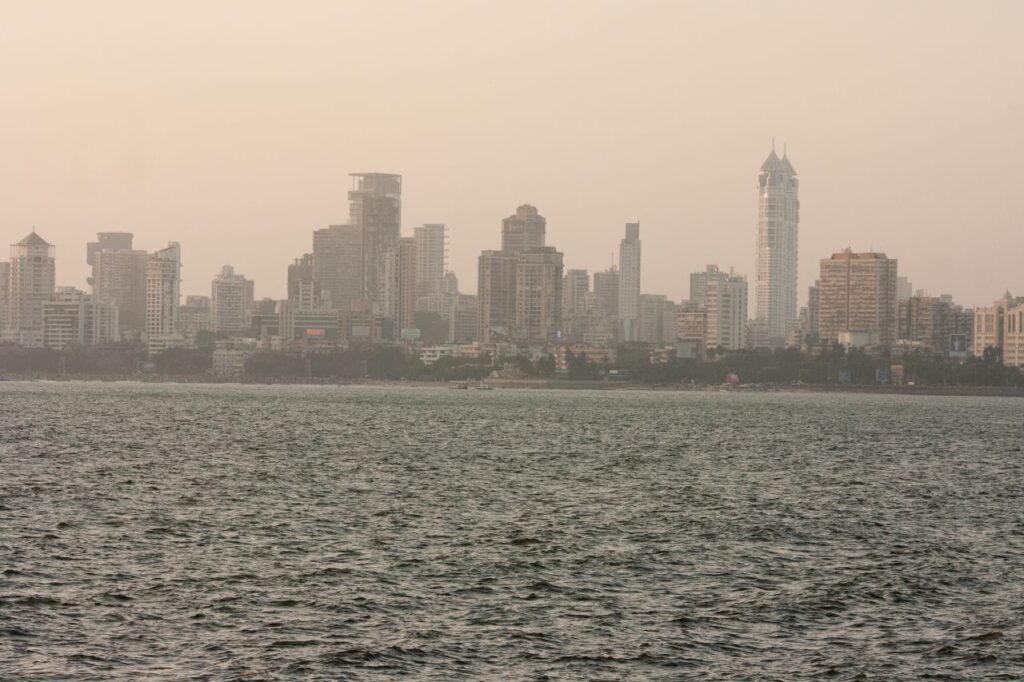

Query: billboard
[949,334,968,359]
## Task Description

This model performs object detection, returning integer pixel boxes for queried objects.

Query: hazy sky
[2,1,1021,307]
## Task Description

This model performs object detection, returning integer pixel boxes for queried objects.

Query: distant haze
[2,1,1021,307]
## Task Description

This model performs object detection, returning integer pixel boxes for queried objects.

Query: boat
[474,382,493,390]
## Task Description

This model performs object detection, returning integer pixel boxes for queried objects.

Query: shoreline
[3,373,1024,398]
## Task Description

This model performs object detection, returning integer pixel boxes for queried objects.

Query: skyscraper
[617,222,641,342]
[287,253,322,309]
[705,271,748,351]
[211,265,255,334]
[88,233,148,335]
[312,224,361,310]
[349,173,401,309]
[501,205,546,253]
[383,237,418,337]
[818,249,898,347]
[754,146,799,347]
[145,242,182,355]
[7,232,56,346]
[42,287,119,350]
[0,261,10,332]
[413,224,447,297]
[477,250,518,343]
[562,269,590,315]
[516,246,564,343]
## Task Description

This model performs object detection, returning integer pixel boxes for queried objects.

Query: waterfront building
[414,224,447,297]
[6,232,56,347]
[349,173,401,309]
[449,294,478,343]
[677,302,707,344]
[0,261,9,332]
[563,269,589,315]
[42,287,119,350]
[705,271,748,351]
[806,281,821,342]
[87,232,147,335]
[179,295,212,345]
[818,249,898,348]
[638,294,677,344]
[617,222,641,342]
[287,253,322,309]
[516,246,564,343]
[1004,301,1024,367]
[211,265,255,334]
[754,147,799,347]
[973,292,1023,359]
[501,205,546,254]
[312,223,362,311]
[383,237,418,338]
[478,205,563,345]
[145,242,182,355]
[897,295,973,353]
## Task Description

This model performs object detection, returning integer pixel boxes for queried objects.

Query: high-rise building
[211,265,255,334]
[478,205,565,345]
[638,294,677,344]
[0,261,9,332]
[689,265,728,308]
[593,268,620,319]
[383,237,418,337]
[477,250,518,343]
[516,246,563,343]
[6,232,56,346]
[42,287,119,350]
[501,205,546,254]
[413,224,447,297]
[450,294,479,343]
[287,253,322,309]
[818,249,898,347]
[145,242,182,355]
[312,224,361,310]
[898,296,970,352]
[563,269,589,315]
[705,271,748,351]
[896,276,913,302]
[349,173,401,309]
[617,222,641,342]
[754,147,799,347]
[677,302,707,345]
[88,233,148,335]
[806,281,821,342]
[179,295,212,344]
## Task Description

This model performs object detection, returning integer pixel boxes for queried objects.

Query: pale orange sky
[2,1,1021,307]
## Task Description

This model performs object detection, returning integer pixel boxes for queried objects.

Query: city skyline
[3,3,1022,308]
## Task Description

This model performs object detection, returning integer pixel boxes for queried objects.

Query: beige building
[42,287,120,350]
[705,271,748,351]
[818,249,898,347]
[1004,302,1024,368]
[87,233,147,335]
[383,237,417,337]
[146,242,182,355]
[638,294,676,344]
[6,232,56,345]
[515,246,563,343]
[413,224,446,297]
[211,265,255,334]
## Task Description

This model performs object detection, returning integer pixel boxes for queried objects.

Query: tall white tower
[617,222,641,342]
[754,146,799,346]
[145,242,182,355]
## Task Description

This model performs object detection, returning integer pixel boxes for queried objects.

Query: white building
[6,232,56,346]
[212,348,250,377]
[211,265,254,334]
[42,287,120,350]
[754,147,799,347]
[146,242,182,355]
[617,222,641,342]
[705,271,748,351]
[413,224,446,297]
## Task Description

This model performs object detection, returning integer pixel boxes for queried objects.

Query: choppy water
[2,382,1023,680]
